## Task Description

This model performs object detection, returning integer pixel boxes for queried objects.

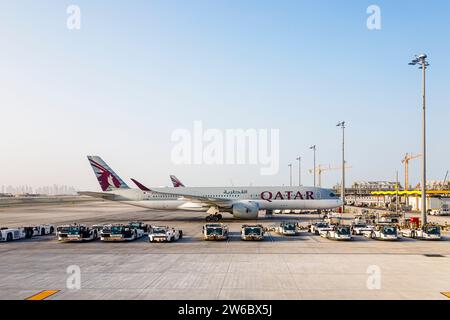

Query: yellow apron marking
[441,292,450,298]
[26,290,60,300]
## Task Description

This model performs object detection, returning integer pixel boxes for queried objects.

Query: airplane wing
[78,191,116,200]
[149,189,233,207]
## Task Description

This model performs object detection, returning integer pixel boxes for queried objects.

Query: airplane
[80,156,343,221]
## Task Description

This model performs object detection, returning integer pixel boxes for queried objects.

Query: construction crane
[443,170,449,189]
[309,164,352,187]
[401,153,422,191]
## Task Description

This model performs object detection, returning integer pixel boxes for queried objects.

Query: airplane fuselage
[104,186,342,213]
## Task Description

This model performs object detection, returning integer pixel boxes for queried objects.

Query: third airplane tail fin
[170,175,185,187]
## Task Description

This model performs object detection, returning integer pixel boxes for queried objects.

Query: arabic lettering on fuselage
[223,190,248,195]
[260,191,315,202]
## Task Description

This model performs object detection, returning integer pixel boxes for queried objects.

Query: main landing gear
[205,214,222,222]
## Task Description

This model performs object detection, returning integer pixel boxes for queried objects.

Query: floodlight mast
[409,53,429,227]
[336,121,346,213]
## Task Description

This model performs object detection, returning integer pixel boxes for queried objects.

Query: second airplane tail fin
[131,178,151,191]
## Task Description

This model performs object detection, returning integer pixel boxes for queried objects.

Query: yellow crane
[309,164,352,187]
[401,153,422,191]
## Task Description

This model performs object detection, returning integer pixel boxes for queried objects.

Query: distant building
[351,181,400,191]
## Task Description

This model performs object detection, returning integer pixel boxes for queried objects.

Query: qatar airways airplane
[80,156,342,221]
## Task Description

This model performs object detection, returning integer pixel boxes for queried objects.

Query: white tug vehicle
[351,223,375,235]
[148,226,183,242]
[202,223,229,240]
[401,218,441,240]
[241,224,265,241]
[1,224,55,242]
[56,224,100,242]
[309,221,333,235]
[273,222,298,236]
[100,223,145,241]
[0,227,26,242]
[429,204,450,216]
[363,224,399,241]
[320,225,352,241]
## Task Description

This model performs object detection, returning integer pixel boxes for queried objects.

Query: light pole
[409,53,429,227]
[288,164,293,187]
[337,121,346,213]
[296,156,302,186]
[310,145,316,187]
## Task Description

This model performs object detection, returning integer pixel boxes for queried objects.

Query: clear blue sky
[1,0,449,190]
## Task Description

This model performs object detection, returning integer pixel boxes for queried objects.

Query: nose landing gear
[205,214,223,222]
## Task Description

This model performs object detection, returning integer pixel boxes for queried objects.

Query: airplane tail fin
[131,178,151,191]
[87,156,129,191]
[170,175,185,187]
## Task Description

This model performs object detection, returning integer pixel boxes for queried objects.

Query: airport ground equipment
[363,224,399,241]
[273,222,298,236]
[129,221,150,233]
[376,213,401,225]
[21,224,55,237]
[429,204,450,216]
[351,223,375,235]
[309,221,333,235]
[324,215,342,226]
[1,224,55,241]
[202,223,229,240]
[353,211,376,225]
[100,223,144,241]
[148,226,183,242]
[241,224,265,241]
[401,218,441,240]
[56,224,100,242]
[0,227,27,241]
[320,225,352,241]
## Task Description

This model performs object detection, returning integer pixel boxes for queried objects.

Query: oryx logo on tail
[87,156,129,191]
[170,175,185,187]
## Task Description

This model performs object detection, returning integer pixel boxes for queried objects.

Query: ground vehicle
[274,222,298,236]
[22,224,55,237]
[363,224,399,241]
[353,212,376,225]
[1,224,55,241]
[320,225,352,241]
[376,213,401,224]
[429,204,450,216]
[241,224,265,241]
[202,223,228,240]
[100,223,144,241]
[0,227,26,241]
[129,221,150,233]
[56,224,100,242]
[309,221,333,235]
[148,226,183,242]
[401,223,441,240]
[351,223,375,235]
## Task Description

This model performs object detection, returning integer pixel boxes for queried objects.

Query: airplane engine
[232,201,259,219]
